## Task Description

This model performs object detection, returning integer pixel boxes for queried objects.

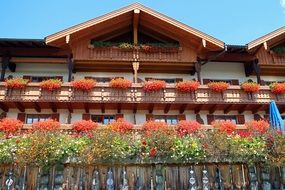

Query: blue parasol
[269,101,284,131]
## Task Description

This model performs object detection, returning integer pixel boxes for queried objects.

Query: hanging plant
[0,118,23,137]
[212,121,237,135]
[207,81,229,93]
[177,120,201,136]
[143,80,166,92]
[40,79,62,91]
[118,42,133,49]
[245,120,269,134]
[241,82,260,93]
[5,78,29,89]
[109,78,132,90]
[72,79,96,92]
[175,80,200,93]
[270,82,285,94]
[72,120,98,133]
[32,119,61,131]
[108,118,134,133]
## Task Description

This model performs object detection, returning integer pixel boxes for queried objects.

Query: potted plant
[143,80,166,93]
[175,80,200,93]
[177,120,201,136]
[72,79,96,92]
[108,118,134,133]
[212,121,237,135]
[245,120,269,135]
[0,118,23,138]
[270,82,285,94]
[109,78,132,90]
[241,81,260,93]
[40,79,62,92]
[118,42,133,50]
[207,81,230,93]
[32,119,61,131]
[72,120,98,134]
[5,78,29,90]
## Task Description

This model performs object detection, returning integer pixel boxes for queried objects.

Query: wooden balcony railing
[0,83,283,105]
[88,46,182,62]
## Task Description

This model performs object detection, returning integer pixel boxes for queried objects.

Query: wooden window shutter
[236,115,245,124]
[82,114,91,120]
[146,114,154,121]
[51,113,60,121]
[231,80,239,85]
[203,79,211,85]
[178,114,186,121]
[17,113,26,123]
[176,78,183,82]
[207,115,215,125]
[115,114,124,120]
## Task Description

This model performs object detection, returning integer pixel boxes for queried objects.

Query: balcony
[0,82,283,112]
[87,45,182,62]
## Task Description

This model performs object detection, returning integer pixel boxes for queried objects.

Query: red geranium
[72,79,96,92]
[5,78,29,89]
[246,120,269,134]
[212,120,237,134]
[237,131,252,138]
[176,80,200,93]
[142,120,168,131]
[241,82,260,93]
[32,119,60,131]
[143,80,166,92]
[72,120,98,133]
[108,118,134,133]
[270,82,285,94]
[149,148,157,157]
[207,82,229,93]
[109,78,132,89]
[177,120,201,136]
[0,118,23,135]
[40,79,62,91]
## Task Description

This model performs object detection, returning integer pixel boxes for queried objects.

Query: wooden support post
[132,62,139,83]
[133,9,140,45]
[67,55,74,82]
[253,59,261,84]
[195,61,202,83]
[1,55,10,81]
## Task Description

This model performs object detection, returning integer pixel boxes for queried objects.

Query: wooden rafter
[0,103,8,112]
[34,102,41,113]
[179,104,187,114]
[15,102,25,113]
[164,104,171,114]
[49,102,57,113]
[84,103,90,113]
[209,104,218,114]
[251,104,264,114]
[67,103,73,113]
[133,9,140,44]
[148,103,154,114]
[133,104,137,114]
[117,103,122,114]
[238,104,249,114]
[224,104,233,114]
[101,104,105,114]
[194,104,203,114]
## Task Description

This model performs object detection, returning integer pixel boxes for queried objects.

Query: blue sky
[0,0,284,45]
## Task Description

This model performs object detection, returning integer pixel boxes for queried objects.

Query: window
[24,76,63,82]
[214,115,237,124]
[154,115,178,125]
[91,115,115,124]
[85,77,123,83]
[145,78,181,84]
[26,114,51,124]
[203,79,239,85]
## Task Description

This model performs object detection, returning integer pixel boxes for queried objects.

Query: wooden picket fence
[0,163,284,190]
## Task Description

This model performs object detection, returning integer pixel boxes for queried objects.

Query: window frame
[26,114,52,124]
[153,115,178,125]
[91,114,116,124]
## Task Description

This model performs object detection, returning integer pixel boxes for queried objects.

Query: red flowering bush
[149,148,157,157]
[143,80,166,92]
[0,118,23,135]
[207,82,229,93]
[108,118,134,133]
[32,119,60,131]
[176,80,200,93]
[237,131,252,138]
[241,82,260,93]
[270,82,285,94]
[212,121,237,134]
[40,79,62,91]
[5,78,29,89]
[177,120,201,136]
[72,120,98,133]
[72,79,96,92]
[109,78,132,89]
[246,120,269,134]
[142,120,168,132]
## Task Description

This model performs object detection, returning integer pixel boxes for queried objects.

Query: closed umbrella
[269,101,284,131]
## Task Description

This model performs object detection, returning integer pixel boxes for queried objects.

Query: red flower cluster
[212,121,237,134]
[149,148,157,157]
[175,80,200,93]
[40,79,62,91]
[72,120,98,133]
[5,78,29,89]
[142,120,168,131]
[0,118,23,135]
[72,79,96,92]
[109,78,132,89]
[237,131,252,138]
[143,80,166,92]
[246,120,269,134]
[270,82,285,94]
[108,118,134,133]
[32,119,60,131]
[177,120,201,136]
[207,82,229,93]
[241,82,260,93]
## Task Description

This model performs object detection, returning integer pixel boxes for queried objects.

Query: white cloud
[281,0,285,8]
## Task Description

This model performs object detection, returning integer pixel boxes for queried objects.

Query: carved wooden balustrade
[88,46,182,62]
[0,83,283,105]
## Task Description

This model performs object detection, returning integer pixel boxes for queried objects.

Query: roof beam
[67,103,73,113]
[164,104,171,114]
[0,103,8,112]
[34,102,41,113]
[194,104,203,114]
[251,104,264,114]
[133,9,140,44]
[117,103,122,114]
[15,102,25,113]
[209,104,218,114]
[224,104,233,114]
[49,102,57,113]
[179,104,187,114]
[101,103,105,114]
[148,103,154,114]
[133,104,137,114]
[238,104,249,114]
[84,103,89,113]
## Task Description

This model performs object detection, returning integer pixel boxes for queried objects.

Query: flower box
[177,120,201,136]
[109,78,132,90]
[0,118,23,136]
[72,120,98,133]
[108,118,134,133]
[40,79,62,91]
[175,80,200,93]
[212,121,237,134]
[241,82,260,93]
[72,79,96,92]
[32,119,60,131]
[270,82,285,94]
[245,120,269,134]
[207,82,229,93]
[143,80,166,93]
[5,78,29,89]
[142,120,168,131]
